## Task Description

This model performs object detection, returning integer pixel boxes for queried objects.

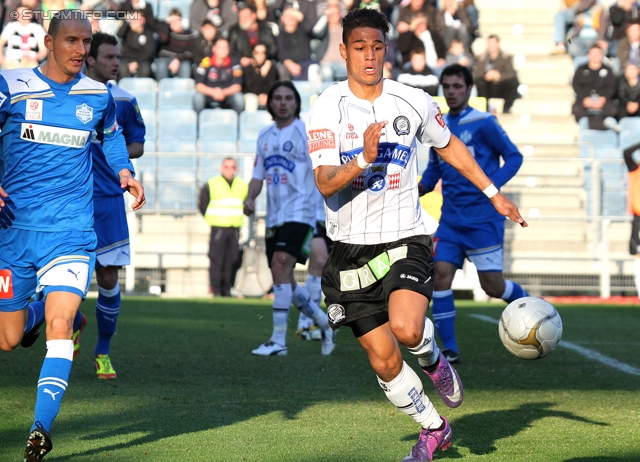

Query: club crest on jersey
[25,99,43,120]
[460,129,472,144]
[283,141,293,152]
[393,116,410,136]
[76,103,93,124]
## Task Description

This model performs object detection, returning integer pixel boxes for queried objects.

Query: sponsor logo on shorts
[308,129,335,153]
[0,269,14,298]
[339,247,408,291]
[400,273,419,282]
[327,303,345,324]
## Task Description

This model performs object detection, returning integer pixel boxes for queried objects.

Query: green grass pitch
[1,298,639,461]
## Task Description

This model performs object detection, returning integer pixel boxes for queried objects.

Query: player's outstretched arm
[315,121,387,197]
[119,169,146,211]
[435,134,528,227]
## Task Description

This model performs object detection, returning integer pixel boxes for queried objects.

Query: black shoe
[24,426,52,461]
[441,348,461,364]
[20,320,45,348]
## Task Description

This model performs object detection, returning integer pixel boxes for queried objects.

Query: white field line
[469,314,640,377]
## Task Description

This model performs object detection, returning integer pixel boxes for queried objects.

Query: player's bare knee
[369,354,403,380]
[389,321,422,348]
[47,317,74,339]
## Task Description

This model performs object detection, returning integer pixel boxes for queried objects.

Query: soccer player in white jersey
[0,13,145,461]
[244,80,336,357]
[305,9,527,461]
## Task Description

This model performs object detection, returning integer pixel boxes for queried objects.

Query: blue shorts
[94,195,130,268]
[433,220,505,272]
[0,228,97,312]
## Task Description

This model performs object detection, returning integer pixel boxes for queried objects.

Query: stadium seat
[239,110,272,153]
[593,147,620,159]
[140,109,156,152]
[118,77,157,111]
[158,78,195,110]
[292,80,318,112]
[618,117,640,133]
[198,109,238,153]
[158,109,197,153]
[157,184,197,211]
[619,130,640,150]
[579,129,618,158]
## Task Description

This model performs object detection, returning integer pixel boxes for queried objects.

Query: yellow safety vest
[204,175,248,228]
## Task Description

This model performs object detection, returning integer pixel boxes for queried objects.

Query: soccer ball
[498,296,563,360]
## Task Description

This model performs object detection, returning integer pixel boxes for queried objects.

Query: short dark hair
[341,8,390,46]
[440,63,473,87]
[266,80,301,119]
[201,19,215,28]
[48,10,88,38]
[88,32,118,61]
[487,34,500,42]
[238,2,257,13]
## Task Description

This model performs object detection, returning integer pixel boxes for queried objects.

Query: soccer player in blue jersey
[82,32,145,379]
[0,12,145,461]
[419,64,528,364]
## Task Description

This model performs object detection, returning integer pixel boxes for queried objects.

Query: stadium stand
[158,77,196,110]
[119,77,157,111]
[238,110,272,153]
[198,108,238,154]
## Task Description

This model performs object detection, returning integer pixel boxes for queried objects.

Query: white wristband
[356,152,371,169]
[483,183,499,198]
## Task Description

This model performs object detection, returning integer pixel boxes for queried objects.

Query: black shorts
[321,235,435,337]
[266,222,313,266]
[630,215,640,255]
[313,220,334,253]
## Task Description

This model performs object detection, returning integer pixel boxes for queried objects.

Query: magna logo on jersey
[308,129,335,153]
[0,269,13,298]
[21,123,90,148]
[25,99,43,120]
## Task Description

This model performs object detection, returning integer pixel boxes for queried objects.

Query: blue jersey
[420,106,522,225]
[91,83,145,198]
[0,67,133,232]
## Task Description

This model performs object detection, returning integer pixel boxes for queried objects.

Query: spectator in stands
[396,0,437,36]
[273,0,317,31]
[119,0,156,29]
[474,35,520,114]
[618,63,640,118]
[188,19,218,68]
[566,0,608,58]
[1,0,43,28]
[434,0,474,50]
[396,46,439,96]
[253,0,278,23]
[189,0,236,35]
[608,0,640,55]
[198,157,248,298]
[41,0,79,30]
[227,2,278,68]
[277,7,318,81]
[242,42,278,111]
[462,0,479,41]
[313,3,347,82]
[0,5,47,70]
[572,44,618,129]
[617,20,640,68]
[445,37,474,69]
[552,0,598,54]
[155,8,196,80]
[194,37,245,114]
[396,13,446,70]
[117,13,156,78]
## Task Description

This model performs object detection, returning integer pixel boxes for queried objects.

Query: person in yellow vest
[198,157,249,297]
[623,142,640,298]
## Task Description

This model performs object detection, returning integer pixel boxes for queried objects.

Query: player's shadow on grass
[440,401,607,457]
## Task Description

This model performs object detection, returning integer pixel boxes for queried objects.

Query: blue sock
[95,284,121,356]
[24,300,45,335]
[72,310,85,331]
[431,289,458,354]
[501,280,528,303]
[32,340,73,432]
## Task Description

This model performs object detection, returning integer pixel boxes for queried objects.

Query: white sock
[305,274,322,307]
[406,317,440,368]
[270,284,292,346]
[501,280,514,300]
[634,258,640,297]
[292,284,329,329]
[296,312,312,330]
[378,361,442,429]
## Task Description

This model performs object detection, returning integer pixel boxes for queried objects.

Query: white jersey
[305,79,451,245]
[252,118,316,228]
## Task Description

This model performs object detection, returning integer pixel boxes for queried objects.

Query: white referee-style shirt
[306,79,451,245]
[252,118,317,229]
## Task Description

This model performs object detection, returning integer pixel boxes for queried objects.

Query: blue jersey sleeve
[101,91,135,177]
[118,96,145,146]
[481,117,522,189]
[419,149,442,193]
